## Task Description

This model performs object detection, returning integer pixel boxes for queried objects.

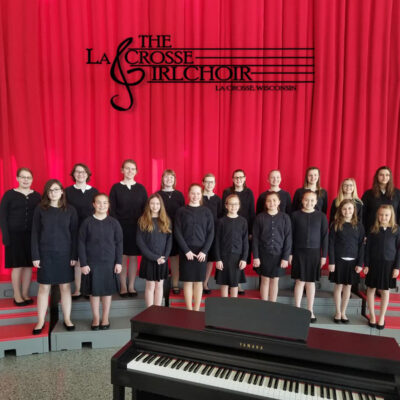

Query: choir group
[1,162,399,335]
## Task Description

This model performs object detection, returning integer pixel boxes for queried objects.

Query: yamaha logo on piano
[239,342,264,351]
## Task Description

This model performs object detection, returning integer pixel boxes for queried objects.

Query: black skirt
[5,231,33,268]
[259,253,285,278]
[329,258,360,285]
[139,258,168,282]
[121,223,140,256]
[365,258,397,290]
[215,253,242,287]
[179,248,207,282]
[81,262,120,296]
[37,251,74,284]
[291,248,321,282]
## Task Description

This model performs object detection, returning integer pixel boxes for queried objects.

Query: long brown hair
[371,205,398,234]
[333,199,358,231]
[372,166,395,199]
[303,166,323,198]
[40,179,67,210]
[138,193,171,233]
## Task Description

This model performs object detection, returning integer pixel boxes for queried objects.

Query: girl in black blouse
[174,184,214,311]
[292,167,328,214]
[0,168,41,306]
[253,192,292,302]
[328,199,364,323]
[364,205,400,330]
[157,169,184,295]
[65,163,98,299]
[202,173,222,294]
[291,190,328,322]
[109,159,148,297]
[31,180,78,334]
[137,193,172,307]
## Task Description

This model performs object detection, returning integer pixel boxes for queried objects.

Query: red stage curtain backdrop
[0,0,399,274]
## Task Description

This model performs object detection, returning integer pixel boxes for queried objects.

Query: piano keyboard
[127,352,384,400]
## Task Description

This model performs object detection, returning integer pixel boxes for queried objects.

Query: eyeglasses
[233,176,245,180]
[48,188,62,193]
[342,184,354,188]
[203,180,215,184]
[18,176,32,180]
[227,203,240,206]
[74,170,87,175]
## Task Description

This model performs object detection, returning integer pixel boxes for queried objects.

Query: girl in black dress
[79,193,123,330]
[256,169,292,215]
[157,169,184,295]
[291,190,328,322]
[253,192,292,302]
[292,167,328,214]
[364,205,400,330]
[0,168,41,306]
[329,178,363,223]
[174,184,214,311]
[328,199,364,323]
[202,173,222,294]
[31,180,78,334]
[137,193,172,307]
[362,166,400,234]
[109,159,148,297]
[65,163,98,299]
[215,194,248,297]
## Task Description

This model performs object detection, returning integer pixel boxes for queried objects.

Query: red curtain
[1,0,399,275]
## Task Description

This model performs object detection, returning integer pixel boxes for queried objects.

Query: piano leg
[135,390,176,400]
[113,384,125,400]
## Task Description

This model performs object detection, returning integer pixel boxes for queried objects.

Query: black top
[31,205,78,260]
[256,189,292,215]
[109,182,148,224]
[136,219,173,261]
[0,189,41,245]
[203,194,222,224]
[252,212,292,260]
[291,210,329,256]
[361,189,400,234]
[214,216,248,261]
[329,198,363,223]
[365,228,400,267]
[328,222,365,265]
[65,186,99,226]
[78,216,123,266]
[157,190,185,222]
[222,187,256,233]
[174,205,214,254]
[292,188,328,214]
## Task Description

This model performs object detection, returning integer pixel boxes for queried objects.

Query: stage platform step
[0,322,49,357]
[50,317,131,351]
[0,297,49,326]
[0,279,39,299]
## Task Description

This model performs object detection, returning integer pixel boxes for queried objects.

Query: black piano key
[283,380,288,391]
[134,353,146,361]
[154,356,164,366]
[233,370,240,381]
[193,363,201,373]
[343,390,348,400]
[267,377,273,388]
[200,364,208,375]
[157,357,166,366]
[170,359,179,369]
[225,370,232,379]
[295,381,299,393]
[176,360,185,369]
[274,378,279,389]
[321,385,325,398]
[183,362,192,371]
[332,388,337,400]
[311,383,315,396]
[147,354,157,364]
[215,367,222,378]
[304,383,309,395]
[142,354,152,363]
[163,358,173,368]
[189,362,197,372]
[252,375,259,385]
[288,380,293,392]
[247,373,254,384]
[206,366,213,376]
[326,387,331,399]
[259,376,265,386]
[349,391,354,400]
[239,372,245,382]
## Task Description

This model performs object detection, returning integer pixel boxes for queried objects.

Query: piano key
[295,380,299,393]
[274,378,279,389]
[233,370,240,381]
[142,354,152,363]
[268,377,274,388]
[206,366,214,376]
[259,376,265,386]
[304,382,309,395]
[193,363,201,373]
[239,371,245,382]
[189,363,197,372]
[311,383,315,397]
[225,370,232,380]
[183,362,192,371]
[176,360,186,370]
[170,359,179,369]
[134,352,146,362]
[155,356,165,366]
[248,373,254,384]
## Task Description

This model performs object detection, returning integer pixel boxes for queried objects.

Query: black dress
[78,216,123,296]
[329,198,363,224]
[291,210,329,282]
[174,205,214,282]
[0,189,41,268]
[157,190,185,257]
[109,182,148,255]
[214,216,248,287]
[136,219,172,281]
[362,189,400,234]
[31,205,78,284]
[256,189,292,215]
[252,212,292,278]
[65,185,99,227]
[203,194,222,262]
[292,188,328,214]
[328,222,365,285]
[365,228,400,290]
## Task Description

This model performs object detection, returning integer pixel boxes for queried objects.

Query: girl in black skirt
[328,199,364,323]
[0,167,41,306]
[174,184,214,311]
[364,205,400,330]
[291,190,328,322]
[137,193,172,307]
[253,192,292,302]
[79,193,123,330]
[109,159,148,297]
[31,180,78,334]
[202,173,222,294]
[157,169,184,295]
[215,194,248,297]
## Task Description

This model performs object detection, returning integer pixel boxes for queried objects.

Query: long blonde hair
[334,178,362,208]
[333,199,358,231]
[371,205,398,234]
[138,193,171,233]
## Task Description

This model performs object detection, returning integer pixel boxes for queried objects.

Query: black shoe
[91,325,100,331]
[172,287,180,295]
[100,323,110,330]
[23,298,34,305]
[333,318,341,324]
[13,299,27,307]
[238,290,245,296]
[72,294,82,300]
[341,318,350,324]
[376,324,385,330]
[63,322,75,331]
[368,321,376,328]
[128,291,137,297]
[310,317,317,323]
[119,292,129,298]
[32,324,45,335]
[203,289,211,295]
